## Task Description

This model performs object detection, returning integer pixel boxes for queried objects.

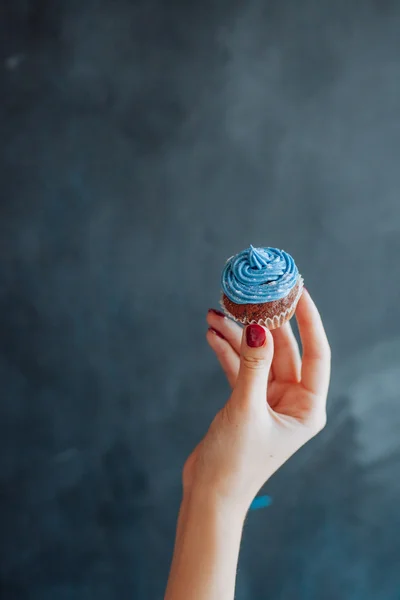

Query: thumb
[232,323,274,407]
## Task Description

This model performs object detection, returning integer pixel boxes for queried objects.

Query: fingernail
[246,324,266,348]
[208,308,226,318]
[208,327,225,340]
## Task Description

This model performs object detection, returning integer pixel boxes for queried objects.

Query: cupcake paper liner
[219,276,304,330]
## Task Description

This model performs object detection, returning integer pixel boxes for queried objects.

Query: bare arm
[165,489,244,600]
[165,290,331,600]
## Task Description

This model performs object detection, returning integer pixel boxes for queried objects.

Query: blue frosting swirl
[221,245,299,304]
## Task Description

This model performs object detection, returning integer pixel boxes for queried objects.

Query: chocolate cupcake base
[220,276,304,330]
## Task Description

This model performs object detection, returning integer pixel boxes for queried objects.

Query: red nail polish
[208,308,226,318]
[208,327,225,340]
[246,324,266,348]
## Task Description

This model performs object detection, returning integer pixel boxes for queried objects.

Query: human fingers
[207,309,274,386]
[206,327,240,389]
[270,321,301,383]
[232,323,274,409]
[207,309,242,355]
[295,289,331,399]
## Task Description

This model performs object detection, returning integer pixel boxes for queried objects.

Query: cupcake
[220,245,303,330]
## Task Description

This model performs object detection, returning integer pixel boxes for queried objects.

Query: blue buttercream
[221,245,299,304]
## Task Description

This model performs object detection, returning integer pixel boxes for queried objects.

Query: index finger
[295,288,331,398]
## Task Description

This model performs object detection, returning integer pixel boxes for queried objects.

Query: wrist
[182,483,247,527]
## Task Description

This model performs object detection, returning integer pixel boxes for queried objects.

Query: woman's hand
[165,288,330,600]
[183,288,331,516]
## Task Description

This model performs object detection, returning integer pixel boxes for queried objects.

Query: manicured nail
[208,308,226,318]
[208,327,225,340]
[246,324,266,348]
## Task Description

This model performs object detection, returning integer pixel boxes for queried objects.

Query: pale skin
[164,289,331,600]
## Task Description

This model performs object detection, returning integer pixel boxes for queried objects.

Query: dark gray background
[1,1,400,598]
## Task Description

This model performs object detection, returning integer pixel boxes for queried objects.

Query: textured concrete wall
[1,1,400,598]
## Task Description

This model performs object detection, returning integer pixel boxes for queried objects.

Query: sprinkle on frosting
[221,245,299,304]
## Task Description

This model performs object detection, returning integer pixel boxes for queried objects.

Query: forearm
[165,488,245,600]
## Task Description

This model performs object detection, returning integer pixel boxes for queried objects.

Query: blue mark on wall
[250,495,272,510]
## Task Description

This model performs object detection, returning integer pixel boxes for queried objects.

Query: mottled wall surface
[1,1,400,598]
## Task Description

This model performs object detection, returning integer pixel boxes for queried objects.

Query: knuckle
[309,348,327,361]
[242,354,267,371]
[308,341,331,362]
[218,345,230,360]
